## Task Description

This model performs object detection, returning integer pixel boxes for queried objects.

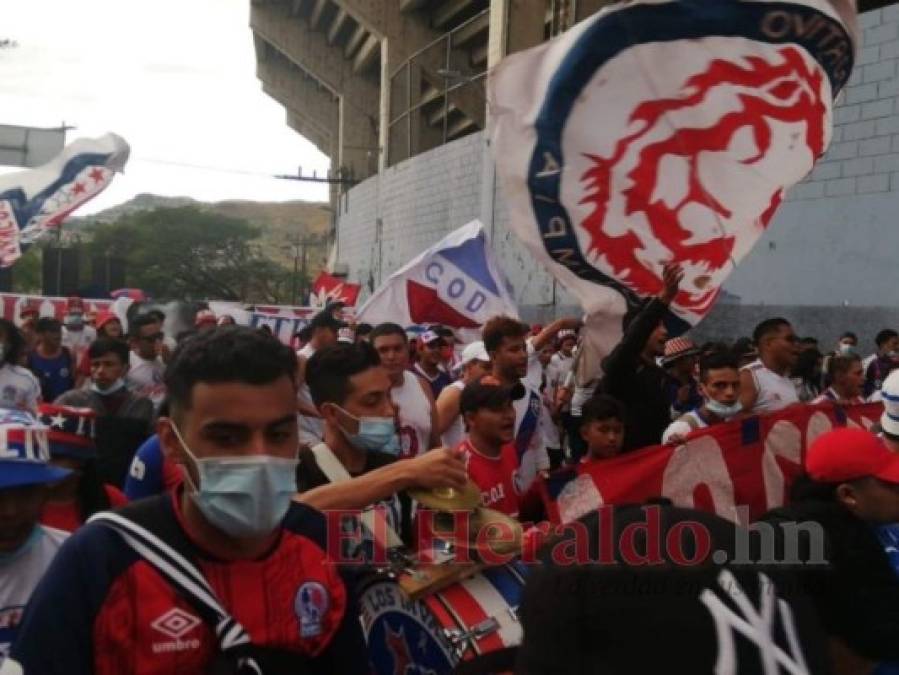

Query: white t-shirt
[296,345,323,446]
[514,341,549,490]
[549,352,574,388]
[541,392,561,449]
[0,525,68,658]
[392,371,433,458]
[125,351,166,406]
[440,380,466,450]
[62,326,97,365]
[0,364,40,412]
[564,369,599,417]
[662,410,708,444]
[742,359,799,414]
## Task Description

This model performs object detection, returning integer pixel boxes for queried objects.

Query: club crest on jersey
[295,581,330,638]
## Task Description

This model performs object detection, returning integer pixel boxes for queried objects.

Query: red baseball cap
[806,428,899,484]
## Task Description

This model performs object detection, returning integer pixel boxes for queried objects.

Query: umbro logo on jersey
[151,608,201,653]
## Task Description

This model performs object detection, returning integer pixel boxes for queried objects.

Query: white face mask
[705,398,743,420]
[91,378,126,396]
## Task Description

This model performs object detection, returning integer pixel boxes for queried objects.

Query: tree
[11,246,42,294]
[84,206,299,303]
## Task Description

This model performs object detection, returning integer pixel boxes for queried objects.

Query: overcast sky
[0,0,331,213]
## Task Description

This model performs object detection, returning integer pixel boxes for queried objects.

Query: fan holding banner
[489,0,858,381]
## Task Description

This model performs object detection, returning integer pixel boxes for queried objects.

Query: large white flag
[489,0,857,377]
[356,220,518,341]
[0,133,129,267]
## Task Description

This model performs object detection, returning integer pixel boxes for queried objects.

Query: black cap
[459,377,526,415]
[309,310,346,331]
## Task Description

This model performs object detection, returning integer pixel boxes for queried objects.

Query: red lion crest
[579,46,827,315]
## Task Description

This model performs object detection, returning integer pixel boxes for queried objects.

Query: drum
[361,561,529,674]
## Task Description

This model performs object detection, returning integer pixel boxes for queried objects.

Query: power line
[133,156,329,181]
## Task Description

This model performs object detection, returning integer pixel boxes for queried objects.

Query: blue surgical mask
[336,406,398,453]
[839,343,855,356]
[706,399,743,420]
[171,423,299,539]
[91,378,126,396]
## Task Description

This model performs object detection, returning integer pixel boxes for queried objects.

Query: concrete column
[574,0,616,22]
[487,0,546,68]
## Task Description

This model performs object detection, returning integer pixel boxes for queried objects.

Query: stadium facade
[251,0,899,343]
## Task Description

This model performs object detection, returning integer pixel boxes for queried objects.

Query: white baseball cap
[460,341,490,366]
[880,369,899,436]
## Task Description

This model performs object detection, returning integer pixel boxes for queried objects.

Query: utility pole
[287,232,318,306]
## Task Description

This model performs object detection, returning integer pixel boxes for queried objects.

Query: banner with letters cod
[356,220,519,342]
[540,402,881,526]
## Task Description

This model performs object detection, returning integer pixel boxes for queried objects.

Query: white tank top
[392,371,433,458]
[440,380,466,450]
[742,359,799,414]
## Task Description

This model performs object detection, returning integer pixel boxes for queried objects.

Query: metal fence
[387,9,489,166]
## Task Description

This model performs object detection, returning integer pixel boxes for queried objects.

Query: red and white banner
[309,272,361,308]
[540,403,882,526]
[0,292,112,324]
[208,301,354,345]
[356,221,518,343]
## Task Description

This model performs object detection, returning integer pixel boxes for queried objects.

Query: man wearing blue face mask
[662,351,743,445]
[6,327,367,674]
[298,342,468,561]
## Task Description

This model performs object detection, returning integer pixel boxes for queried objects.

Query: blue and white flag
[356,220,518,341]
[489,0,857,377]
[0,133,129,267]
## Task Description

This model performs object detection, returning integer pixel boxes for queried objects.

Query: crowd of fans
[0,276,897,673]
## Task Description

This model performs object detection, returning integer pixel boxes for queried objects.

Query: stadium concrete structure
[252,0,899,345]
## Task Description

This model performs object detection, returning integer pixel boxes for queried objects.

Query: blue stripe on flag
[741,416,760,446]
[436,232,500,296]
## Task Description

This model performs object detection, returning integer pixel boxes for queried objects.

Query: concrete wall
[726,6,899,305]
[336,6,899,332]
[335,130,561,317]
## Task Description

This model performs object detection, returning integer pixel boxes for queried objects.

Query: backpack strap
[88,497,258,665]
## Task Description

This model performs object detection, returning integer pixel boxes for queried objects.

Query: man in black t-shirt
[298,342,467,561]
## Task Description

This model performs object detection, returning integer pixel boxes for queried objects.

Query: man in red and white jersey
[456,376,527,519]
